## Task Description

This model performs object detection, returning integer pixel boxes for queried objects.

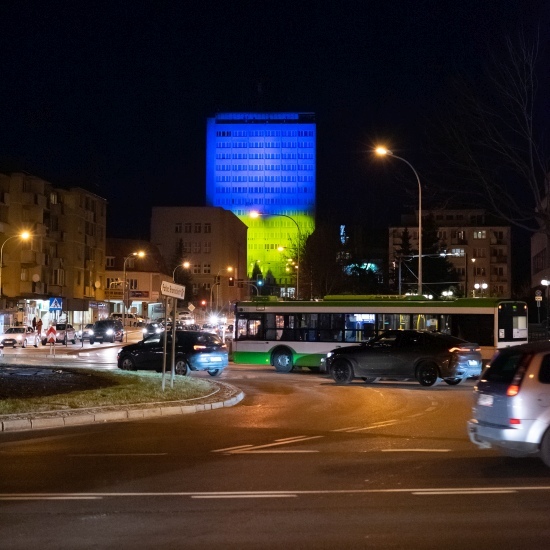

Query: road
[1,348,550,548]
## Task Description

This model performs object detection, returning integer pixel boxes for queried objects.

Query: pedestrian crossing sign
[49,297,63,311]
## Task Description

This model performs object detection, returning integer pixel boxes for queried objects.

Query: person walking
[32,316,37,330]
[36,317,43,337]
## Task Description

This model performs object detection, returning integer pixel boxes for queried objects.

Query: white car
[41,323,77,345]
[0,326,40,348]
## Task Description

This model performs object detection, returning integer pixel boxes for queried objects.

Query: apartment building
[0,172,107,328]
[389,209,511,297]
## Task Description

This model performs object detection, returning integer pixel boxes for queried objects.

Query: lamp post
[375,147,422,296]
[543,279,550,334]
[250,211,301,299]
[172,261,190,282]
[0,231,31,303]
[123,250,145,340]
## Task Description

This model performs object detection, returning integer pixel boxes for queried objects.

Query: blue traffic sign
[49,297,63,311]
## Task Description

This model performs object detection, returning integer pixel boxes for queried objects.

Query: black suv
[89,319,124,344]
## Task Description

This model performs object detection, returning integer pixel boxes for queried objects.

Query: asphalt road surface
[1,360,550,549]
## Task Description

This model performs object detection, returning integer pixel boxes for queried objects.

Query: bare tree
[434,31,550,236]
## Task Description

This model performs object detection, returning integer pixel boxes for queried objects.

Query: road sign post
[160,281,186,390]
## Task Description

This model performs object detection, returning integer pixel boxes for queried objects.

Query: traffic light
[228,276,234,287]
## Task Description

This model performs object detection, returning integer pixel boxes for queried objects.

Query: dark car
[117,330,228,377]
[327,329,482,387]
[89,319,124,344]
[76,323,94,341]
[468,341,550,467]
[141,322,164,338]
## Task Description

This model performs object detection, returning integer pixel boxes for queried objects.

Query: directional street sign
[160,281,185,299]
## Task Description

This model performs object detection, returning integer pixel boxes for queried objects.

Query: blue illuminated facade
[206,112,316,294]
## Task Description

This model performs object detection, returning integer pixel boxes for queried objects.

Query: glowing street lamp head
[134,250,145,258]
[249,211,261,219]
[374,146,392,156]
[21,231,31,240]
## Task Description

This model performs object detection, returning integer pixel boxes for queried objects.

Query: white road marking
[381,449,451,453]
[69,453,168,457]
[212,436,323,454]
[1,486,548,500]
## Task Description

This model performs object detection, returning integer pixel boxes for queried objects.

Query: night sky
[0,1,546,243]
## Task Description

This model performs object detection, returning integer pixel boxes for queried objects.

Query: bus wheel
[331,359,354,385]
[273,349,293,373]
[417,362,442,387]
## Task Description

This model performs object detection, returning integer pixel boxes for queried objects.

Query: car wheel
[444,378,464,386]
[119,356,136,371]
[89,339,95,345]
[362,377,379,384]
[72,337,76,344]
[540,429,550,468]
[175,359,189,376]
[416,362,442,387]
[41,338,47,346]
[208,368,223,377]
[34,338,38,348]
[331,359,354,385]
[21,339,27,348]
[272,349,293,373]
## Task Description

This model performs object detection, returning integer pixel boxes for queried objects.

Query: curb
[0,387,245,433]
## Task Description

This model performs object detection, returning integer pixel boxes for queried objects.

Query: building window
[474,230,486,239]
[193,263,201,274]
[204,241,212,253]
[175,223,182,233]
[473,248,486,258]
[204,223,212,234]
[203,263,211,274]
[184,223,192,233]
[193,242,201,253]
[106,256,115,268]
[128,278,138,290]
[183,241,191,253]
[194,223,201,233]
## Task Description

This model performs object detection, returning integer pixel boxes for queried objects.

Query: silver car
[468,341,550,467]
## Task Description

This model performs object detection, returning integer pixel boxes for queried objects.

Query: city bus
[232,295,528,372]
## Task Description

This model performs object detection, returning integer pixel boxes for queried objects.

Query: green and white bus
[232,295,528,372]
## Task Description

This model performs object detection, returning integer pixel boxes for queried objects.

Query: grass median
[0,368,216,416]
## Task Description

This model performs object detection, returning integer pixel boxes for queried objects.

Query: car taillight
[505,354,531,397]
[506,385,520,397]
[509,418,521,425]
[194,345,207,350]
[449,346,481,353]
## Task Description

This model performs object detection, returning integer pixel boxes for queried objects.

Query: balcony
[490,255,508,263]
[20,249,36,264]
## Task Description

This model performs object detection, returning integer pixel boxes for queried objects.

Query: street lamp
[210,266,233,312]
[172,261,190,282]
[250,211,301,299]
[0,231,31,302]
[123,250,145,339]
[375,147,423,296]
[474,282,488,297]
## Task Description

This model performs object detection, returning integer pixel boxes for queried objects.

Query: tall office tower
[206,112,316,297]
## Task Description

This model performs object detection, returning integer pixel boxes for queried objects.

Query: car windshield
[6,328,25,334]
[95,321,115,328]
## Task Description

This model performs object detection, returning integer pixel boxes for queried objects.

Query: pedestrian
[36,317,43,337]
[32,316,37,330]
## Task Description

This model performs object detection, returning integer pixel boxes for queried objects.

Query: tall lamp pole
[250,211,301,299]
[375,147,423,296]
[123,250,145,340]
[0,231,31,303]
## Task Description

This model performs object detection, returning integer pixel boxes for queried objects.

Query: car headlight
[327,351,334,358]
[106,329,114,335]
